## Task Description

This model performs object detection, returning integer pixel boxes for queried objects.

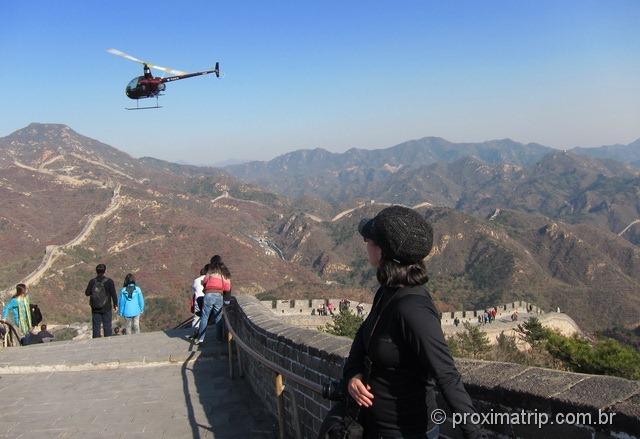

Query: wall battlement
[261,298,544,326]
[261,298,373,316]
[231,295,639,439]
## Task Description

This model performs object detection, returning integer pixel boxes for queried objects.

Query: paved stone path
[0,329,276,439]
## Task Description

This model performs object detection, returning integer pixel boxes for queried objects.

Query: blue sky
[1,1,639,163]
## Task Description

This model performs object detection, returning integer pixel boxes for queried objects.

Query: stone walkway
[0,329,276,438]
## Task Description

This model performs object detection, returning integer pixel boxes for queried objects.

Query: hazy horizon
[1,121,638,166]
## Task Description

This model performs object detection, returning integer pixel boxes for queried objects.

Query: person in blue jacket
[2,283,32,343]
[118,273,145,335]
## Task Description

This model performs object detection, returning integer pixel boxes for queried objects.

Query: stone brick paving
[0,329,277,439]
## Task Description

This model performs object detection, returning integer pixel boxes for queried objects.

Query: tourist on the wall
[341,206,487,439]
[190,264,208,339]
[2,283,32,344]
[34,324,54,343]
[196,255,231,345]
[84,264,118,338]
[118,273,145,335]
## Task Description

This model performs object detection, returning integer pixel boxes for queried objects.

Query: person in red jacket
[195,255,231,345]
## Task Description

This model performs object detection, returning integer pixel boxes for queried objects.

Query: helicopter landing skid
[126,97,162,110]
[125,105,162,110]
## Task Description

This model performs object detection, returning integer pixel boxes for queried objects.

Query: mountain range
[1,123,638,332]
[225,138,640,245]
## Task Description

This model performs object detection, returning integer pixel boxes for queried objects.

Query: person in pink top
[327,302,335,315]
[195,255,231,345]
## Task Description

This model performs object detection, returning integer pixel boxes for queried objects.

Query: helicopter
[107,48,221,110]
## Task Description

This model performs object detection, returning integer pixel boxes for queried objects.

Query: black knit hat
[358,205,434,264]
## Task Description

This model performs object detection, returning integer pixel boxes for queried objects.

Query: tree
[588,338,640,380]
[321,309,364,339]
[545,332,640,380]
[448,322,491,359]
[492,331,526,363]
[514,317,549,347]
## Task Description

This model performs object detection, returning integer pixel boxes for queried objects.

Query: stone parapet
[229,295,639,439]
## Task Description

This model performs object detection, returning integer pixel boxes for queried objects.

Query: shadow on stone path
[0,329,277,438]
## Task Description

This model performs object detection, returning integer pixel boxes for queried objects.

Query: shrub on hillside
[545,332,640,380]
[320,309,364,339]
[514,317,550,347]
[447,321,491,359]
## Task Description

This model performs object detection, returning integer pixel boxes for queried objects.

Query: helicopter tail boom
[161,63,221,83]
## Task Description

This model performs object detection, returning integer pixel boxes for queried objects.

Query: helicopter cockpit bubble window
[126,77,139,91]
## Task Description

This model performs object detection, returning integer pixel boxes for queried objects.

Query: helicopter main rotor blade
[107,48,146,64]
[107,48,188,76]
[149,64,188,76]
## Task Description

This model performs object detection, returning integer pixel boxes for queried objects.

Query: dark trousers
[92,310,113,338]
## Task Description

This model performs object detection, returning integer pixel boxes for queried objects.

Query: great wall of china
[0,170,634,437]
[259,298,583,343]
[0,295,636,438]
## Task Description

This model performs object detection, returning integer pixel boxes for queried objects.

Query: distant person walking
[196,255,231,345]
[190,265,208,339]
[84,264,118,338]
[118,273,145,335]
[327,301,335,315]
[2,284,32,344]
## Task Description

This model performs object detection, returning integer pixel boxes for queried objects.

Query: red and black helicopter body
[108,48,220,109]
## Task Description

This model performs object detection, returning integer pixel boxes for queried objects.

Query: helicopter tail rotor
[214,62,220,78]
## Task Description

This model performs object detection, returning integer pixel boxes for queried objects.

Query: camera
[322,378,346,401]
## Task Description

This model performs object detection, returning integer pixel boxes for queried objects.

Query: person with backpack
[118,273,145,335]
[84,264,118,338]
[195,255,231,345]
[2,284,32,344]
[334,206,486,439]
[29,303,43,328]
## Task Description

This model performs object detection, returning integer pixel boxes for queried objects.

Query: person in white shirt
[190,264,208,339]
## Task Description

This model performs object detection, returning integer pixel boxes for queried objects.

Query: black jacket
[84,275,118,313]
[343,284,487,439]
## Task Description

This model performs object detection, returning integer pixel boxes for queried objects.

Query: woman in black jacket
[344,206,487,439]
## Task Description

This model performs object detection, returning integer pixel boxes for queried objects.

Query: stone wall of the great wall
[226,295,639,439]
[260,298,544,326]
